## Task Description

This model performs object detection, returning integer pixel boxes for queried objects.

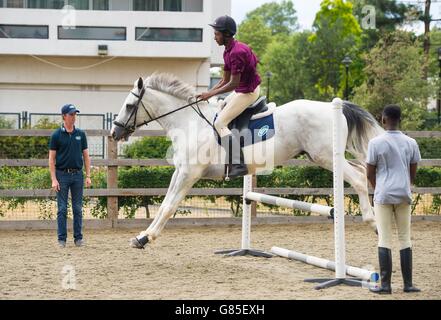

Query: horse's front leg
[130,167,202,249]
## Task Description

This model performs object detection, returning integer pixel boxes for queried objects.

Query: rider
[197,15,261,178]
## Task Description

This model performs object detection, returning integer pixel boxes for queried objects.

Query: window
[136,27,202,42]
[0,24,48,39]
[68,0,88,10]
[163,0,180,11]
[58,26,126,40]
[133,0,159,11]
[7,0,24,7]
[210,77,221,89]
[28,0,65,9]
[183,0,202,12]
[93,0,108,10]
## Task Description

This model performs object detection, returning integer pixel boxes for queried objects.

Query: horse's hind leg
[311,156,376,230]
[130,167,203,248]
[342,161,376,230]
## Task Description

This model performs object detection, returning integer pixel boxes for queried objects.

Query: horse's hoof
[130,235,149,249]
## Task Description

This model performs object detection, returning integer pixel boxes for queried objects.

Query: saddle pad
[214,113,275,147]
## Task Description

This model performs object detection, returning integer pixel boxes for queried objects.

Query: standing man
[366,105,421,294]
[49,104,91,248]
[198,15,261,179]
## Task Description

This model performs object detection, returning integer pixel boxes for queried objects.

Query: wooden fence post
[107,136,118,228]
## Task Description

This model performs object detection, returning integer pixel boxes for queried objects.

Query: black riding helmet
[209,15,237,37]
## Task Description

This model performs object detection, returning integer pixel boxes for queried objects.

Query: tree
[260,31,319,105]
[353,31,433,130]
[236,15,273,60]
[427,27,441,82]
[245,0,298,35]
[309,0,363,100]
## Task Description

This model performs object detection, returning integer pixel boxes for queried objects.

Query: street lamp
[342,55,353,101]
[438,48,441,125]
[266,71,273,101]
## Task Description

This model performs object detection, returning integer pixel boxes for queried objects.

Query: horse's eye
[126,104,136,109]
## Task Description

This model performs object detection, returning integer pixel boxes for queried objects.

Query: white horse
[111,73,384,249]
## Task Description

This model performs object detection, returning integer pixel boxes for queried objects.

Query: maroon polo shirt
[223,39,261,93]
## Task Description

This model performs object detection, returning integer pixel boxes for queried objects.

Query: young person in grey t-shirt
[366,105,421,294]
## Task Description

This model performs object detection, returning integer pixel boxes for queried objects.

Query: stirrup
[224,164,248,181]
[225,165,230,182]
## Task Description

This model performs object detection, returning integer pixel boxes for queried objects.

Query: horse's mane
[146,73,196,101]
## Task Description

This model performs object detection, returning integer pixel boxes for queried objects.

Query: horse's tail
[342,101,384,162]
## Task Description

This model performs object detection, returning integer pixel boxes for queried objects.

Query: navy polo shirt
[49,126,88,170]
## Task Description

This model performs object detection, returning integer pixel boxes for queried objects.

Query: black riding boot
[400,247,421,293]
[222,134,248,180]
[371,247,392,294]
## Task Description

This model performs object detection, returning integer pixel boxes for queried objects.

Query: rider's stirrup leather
[224,135,248,181]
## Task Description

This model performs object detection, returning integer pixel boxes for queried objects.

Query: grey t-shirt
[366,131,421,205]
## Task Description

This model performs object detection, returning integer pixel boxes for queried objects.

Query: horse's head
[111,77,151,141]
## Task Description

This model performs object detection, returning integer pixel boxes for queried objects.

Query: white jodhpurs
[214,86,260,137]
[374,202,412,250]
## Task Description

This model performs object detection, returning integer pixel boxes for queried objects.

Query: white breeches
[374,202,412,250]
[214,86,260,137]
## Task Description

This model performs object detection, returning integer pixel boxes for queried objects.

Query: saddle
[218,96,273,130]
[215,96,276,147]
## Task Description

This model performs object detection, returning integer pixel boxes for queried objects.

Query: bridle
[113,86,211,134]
[113,87,150,134]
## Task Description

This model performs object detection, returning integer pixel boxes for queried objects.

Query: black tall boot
[222,134,248,180]
[371,247,392,294]
[400,247,421,293]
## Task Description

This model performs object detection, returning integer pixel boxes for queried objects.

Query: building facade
[0,0,230,125]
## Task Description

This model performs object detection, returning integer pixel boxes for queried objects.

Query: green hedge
[0,117,59,159]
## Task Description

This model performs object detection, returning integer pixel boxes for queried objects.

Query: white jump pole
[333,97,346,281]
[242,174,252,250]
[271,246,377,281]
[294,98,369,289]
[245,192,333,217]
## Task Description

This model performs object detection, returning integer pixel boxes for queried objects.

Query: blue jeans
[56,170,84,242]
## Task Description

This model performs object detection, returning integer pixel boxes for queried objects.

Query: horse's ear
[138,77,143,90]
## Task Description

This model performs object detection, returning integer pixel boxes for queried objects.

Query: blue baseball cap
[61,104,80,115]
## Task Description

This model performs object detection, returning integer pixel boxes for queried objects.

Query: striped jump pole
[271,246,378,282]
[245,192,334,217]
